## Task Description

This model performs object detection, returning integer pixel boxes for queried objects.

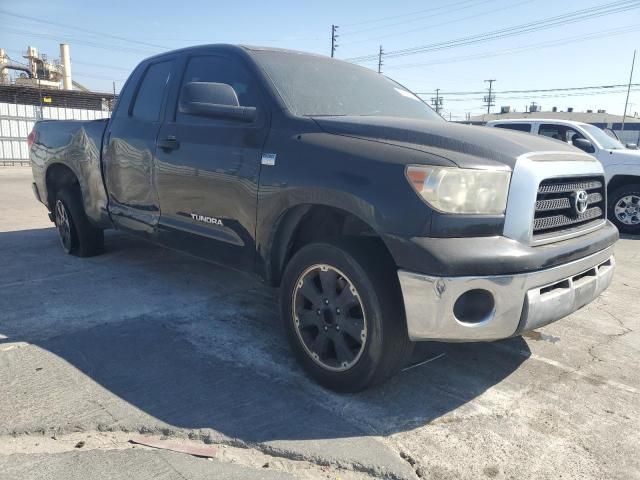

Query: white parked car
[486,118,640,233]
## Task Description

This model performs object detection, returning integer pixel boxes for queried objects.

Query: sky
[1,0,639,120]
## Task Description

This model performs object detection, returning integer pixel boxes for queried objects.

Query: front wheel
[280,238,413,392]
[608,184,640,234]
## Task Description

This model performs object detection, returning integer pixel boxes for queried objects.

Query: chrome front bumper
[398,245,615,342]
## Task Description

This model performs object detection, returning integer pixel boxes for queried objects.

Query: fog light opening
[453,289,495,324]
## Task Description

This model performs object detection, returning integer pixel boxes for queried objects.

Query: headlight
[406,166,511,215]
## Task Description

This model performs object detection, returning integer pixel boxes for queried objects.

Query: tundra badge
[191,213,223,226]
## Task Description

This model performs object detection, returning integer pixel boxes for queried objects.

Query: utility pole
[112,81,117,111]
[431,88,443,114]
[377,45,384,74]
[331,25,339,58]
[621,49,636,134]
[484,79,496,114]
[37,77,43,119]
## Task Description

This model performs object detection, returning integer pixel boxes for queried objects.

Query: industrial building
[0,44,115,165]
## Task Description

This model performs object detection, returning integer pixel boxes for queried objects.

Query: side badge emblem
[261,153,276,166]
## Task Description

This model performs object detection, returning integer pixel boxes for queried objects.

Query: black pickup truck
[29,45,618,391]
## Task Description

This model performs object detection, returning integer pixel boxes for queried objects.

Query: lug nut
[324,299,329,305]
[335,308,341,315]
[335,325,340,331]
[323,325,328,332]
[317,309,322,315]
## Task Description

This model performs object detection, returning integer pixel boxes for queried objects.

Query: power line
[72,60,132,72]
[74,71,128,82]
[339,0,482,28]
[340,0,494,37]
[384,24,640,70]
[345,0,640,62]
[2,27,160,55]
[340,0,531,47]
[6,48,134,74]
[348,1,640,61]
[421,87,640,102]
[349,1,640,61]
[416,83,640,96]
[0,9,170,50]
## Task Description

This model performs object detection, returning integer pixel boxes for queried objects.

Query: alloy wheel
[55,199,73,252]
[292,264,367,372]
[614,195,640,225]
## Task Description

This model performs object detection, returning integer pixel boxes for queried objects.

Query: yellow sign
[43,97,52,103]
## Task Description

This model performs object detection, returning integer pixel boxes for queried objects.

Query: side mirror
[626,143,638,150]
[572,137,595,154]
[179,82,257,123]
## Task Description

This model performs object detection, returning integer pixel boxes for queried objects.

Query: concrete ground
[0,167,638,480]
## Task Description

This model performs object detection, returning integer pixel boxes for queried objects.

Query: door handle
[158,135,179,151]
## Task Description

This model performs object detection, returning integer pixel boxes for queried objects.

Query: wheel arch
[45,162,82,212]
[265,202,396,287]
[607,174,640,195]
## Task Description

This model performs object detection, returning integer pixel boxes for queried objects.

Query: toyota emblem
[573,190,589,215]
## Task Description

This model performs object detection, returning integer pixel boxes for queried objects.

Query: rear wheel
[608,184,640,234]
[54,198,74,254]
[280,238,413,392]
[54,187,104,257]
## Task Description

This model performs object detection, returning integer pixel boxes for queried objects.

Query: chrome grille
[533,176,605,238]
[537,180,603,194]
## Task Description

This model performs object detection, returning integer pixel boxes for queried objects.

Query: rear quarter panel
[31,119,111,227]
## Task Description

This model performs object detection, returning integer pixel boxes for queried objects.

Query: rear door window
[494,123,531,132]
[539,124,564,140]
[132,60,173,121]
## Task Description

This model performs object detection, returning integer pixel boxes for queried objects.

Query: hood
[312,116,584,170]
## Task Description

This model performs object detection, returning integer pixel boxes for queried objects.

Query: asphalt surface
[0,167,638,480]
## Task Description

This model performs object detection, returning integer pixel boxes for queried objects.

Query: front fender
[604,163,640,184]
[255,187,381,283]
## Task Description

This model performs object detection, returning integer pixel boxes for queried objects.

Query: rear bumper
[398,245,615,341]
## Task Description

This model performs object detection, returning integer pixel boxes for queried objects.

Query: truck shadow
[0,227,531,442]
[619,234,640,240]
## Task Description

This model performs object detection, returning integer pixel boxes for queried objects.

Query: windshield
[582,124,625,149]
[252,50,443,121]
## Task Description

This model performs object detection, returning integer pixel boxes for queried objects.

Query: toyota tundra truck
[28,45,618,391]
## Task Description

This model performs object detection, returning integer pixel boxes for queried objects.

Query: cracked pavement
[1,167,639,479]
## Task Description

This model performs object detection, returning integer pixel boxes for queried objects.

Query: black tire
[608,183,640,234]
[280,238,413,392]
[54,187,104,257]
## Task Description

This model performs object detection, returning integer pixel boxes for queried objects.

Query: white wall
[0,102,111,164]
